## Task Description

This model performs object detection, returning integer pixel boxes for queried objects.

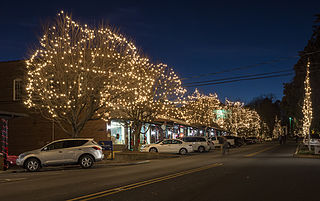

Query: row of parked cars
[141,136,260,155]
[6,135,260,172]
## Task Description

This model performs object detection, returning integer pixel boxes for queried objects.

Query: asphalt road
[0,141,319,201]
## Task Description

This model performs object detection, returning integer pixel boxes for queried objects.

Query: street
[0,142,319,201]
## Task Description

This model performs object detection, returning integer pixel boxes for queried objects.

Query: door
[171,140,183,153]
[62,140,88,163]
[158,140,172,152]
[40,141,65,165]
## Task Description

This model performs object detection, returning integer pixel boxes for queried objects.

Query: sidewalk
[293,143,320,159]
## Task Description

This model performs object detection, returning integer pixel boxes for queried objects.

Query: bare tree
[25,11,138,137]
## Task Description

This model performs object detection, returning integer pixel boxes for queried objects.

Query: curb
[293,154,320,159]
[104,160,150,166]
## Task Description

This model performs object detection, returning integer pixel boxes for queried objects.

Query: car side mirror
[42,147,48,151]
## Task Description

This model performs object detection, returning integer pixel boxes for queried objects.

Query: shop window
[110,120,125,144]
[13,78,22,101]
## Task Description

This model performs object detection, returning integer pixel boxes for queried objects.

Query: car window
[197,138,206,142]
[63,140,88,148]
[162,140,172,144]
[182,137,195,142]
[311,134,320,139]
[172,140,182,144]
[46,141,64,150]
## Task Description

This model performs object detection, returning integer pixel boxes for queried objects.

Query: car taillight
[92,146,102,150]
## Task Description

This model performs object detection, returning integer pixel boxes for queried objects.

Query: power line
[183,69,293,85]
[184,73,294,87]
[181,50,320,81]
[181,57,298,80]
[184,66,320,88]
[183,62,320,87]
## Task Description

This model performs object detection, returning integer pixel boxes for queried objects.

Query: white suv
[181,136,211,152]
[16,138,104,172]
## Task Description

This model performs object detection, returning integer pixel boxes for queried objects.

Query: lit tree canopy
[111,57,186,150]
[182,89,221,128]
[216,99,261,137]
[25,11,138,137]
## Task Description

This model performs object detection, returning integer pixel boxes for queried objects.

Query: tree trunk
[132,122,143,151]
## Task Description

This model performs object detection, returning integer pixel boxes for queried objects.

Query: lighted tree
[243,109,261,137]
[182,89,221,129]
[25,11,138,137]
[217,99,245,136]
[216,99,261,137]
[111,57,185,150]
[302,60,313,150]
[272,116,282,139]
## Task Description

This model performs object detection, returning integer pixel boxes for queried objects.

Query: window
[13,79,22,101]
[63,140,88,148]
[110,120,125,144]
[46,141,64,150]
[162,140,172,144]
[196,138,206,142]
[172,140,182,144]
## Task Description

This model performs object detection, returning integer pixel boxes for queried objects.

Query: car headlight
[18,153,26,159]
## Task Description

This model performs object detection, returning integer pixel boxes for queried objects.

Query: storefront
[107,118,227,150]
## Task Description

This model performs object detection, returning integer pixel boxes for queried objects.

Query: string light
[302,60,312,136]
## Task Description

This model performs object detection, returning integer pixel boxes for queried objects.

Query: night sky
[1,0,320,103]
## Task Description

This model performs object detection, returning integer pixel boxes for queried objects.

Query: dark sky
[1,0,320,103]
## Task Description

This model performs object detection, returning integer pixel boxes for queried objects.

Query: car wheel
[179,148,188,155]
[198,146,205,153]
[25,158,41,172]
[79,155,94,169]
[149,147,158,153]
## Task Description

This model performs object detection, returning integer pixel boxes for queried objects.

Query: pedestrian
[279,135,282,144]
[221,136,229,155]
[295,135,299,143]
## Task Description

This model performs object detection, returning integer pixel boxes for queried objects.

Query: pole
[1,119,8,171]
[52,119,55,141]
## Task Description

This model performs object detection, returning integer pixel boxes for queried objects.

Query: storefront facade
[108,118,227,150]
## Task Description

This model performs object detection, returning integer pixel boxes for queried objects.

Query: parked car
[233,137,245,147]
[181,136,211,152]
[245,137,259,144]
[206,138,215,150]
[210,136,235,148]
[303,134,320,146]
[16,138,104,172]
[7,155,18,167]
[210,137,221,148]
[141,139,193,155]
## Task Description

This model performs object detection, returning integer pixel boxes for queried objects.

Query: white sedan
[141,139,193,155]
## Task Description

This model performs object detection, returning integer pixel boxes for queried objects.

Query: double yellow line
[244,145,279,157]
[67,163,223,201]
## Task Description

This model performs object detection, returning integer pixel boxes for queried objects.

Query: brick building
[0,60,109,155]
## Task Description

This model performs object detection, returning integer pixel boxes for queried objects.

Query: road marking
[0,178,26,183]
[67,163,223,201]
[244,145,279,157]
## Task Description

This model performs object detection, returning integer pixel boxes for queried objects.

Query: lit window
[13,79,22,101]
